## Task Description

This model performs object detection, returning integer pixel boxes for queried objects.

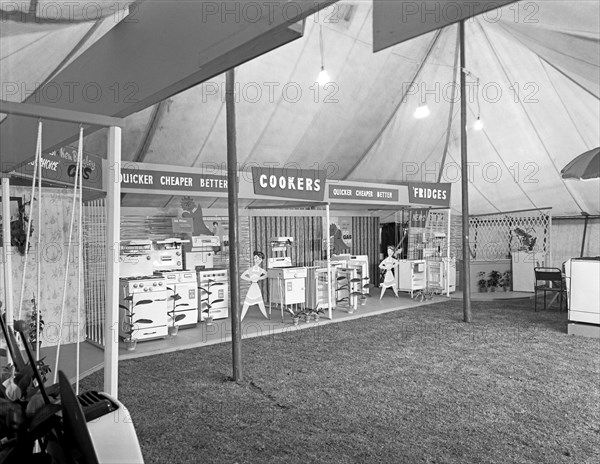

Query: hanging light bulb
[473,117,484,131]
[316,24,331,86]
[414,105,430,119]
[317,66,330,86]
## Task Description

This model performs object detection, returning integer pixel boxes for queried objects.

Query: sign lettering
[251,167,326,201]
[408,182,451,207]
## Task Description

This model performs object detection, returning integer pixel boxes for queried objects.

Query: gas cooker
[120,275,167,293]
[154,270,197,284]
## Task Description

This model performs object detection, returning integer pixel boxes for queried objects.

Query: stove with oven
[155,270,198,328]
[184,235,220,271]
[150,238,186,272]
[197,267,229,321]
[118,275,168,342]
[119,240,154,278]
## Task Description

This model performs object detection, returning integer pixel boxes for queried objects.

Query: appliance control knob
[144,287,148,292]
[133,283,138,288]
[177,261,181,266]
[176,251,181,256]
[139,282,144,287]
[158,281,163,286]
[147,256,151,260]
[153,282,157,286]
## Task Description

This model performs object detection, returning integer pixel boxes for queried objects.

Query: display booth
[79,162,455,349]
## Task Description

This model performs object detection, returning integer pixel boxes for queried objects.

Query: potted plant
[487,270,501,292]
[350,271,373,306]
[287,307,302,326]
[302,308,312,323]
[500,270,512,291]
[477,271,488,292]
[199,278,224,326]
[28,294,44,352]
[311,307,324,322]
[119,297,153,351]
[166,286,186,336]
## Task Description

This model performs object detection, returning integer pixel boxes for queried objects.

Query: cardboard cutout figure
[241,251,268,320]
[180,196,213,236]
[379,246,399,299]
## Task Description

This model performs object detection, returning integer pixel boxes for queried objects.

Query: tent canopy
[1,0,598,216]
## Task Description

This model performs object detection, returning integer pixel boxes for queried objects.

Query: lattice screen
[469,209,551,261]
[83,198,107,346]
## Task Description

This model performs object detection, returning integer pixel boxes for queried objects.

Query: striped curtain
[251,216,323,299]
[352,217,381,286]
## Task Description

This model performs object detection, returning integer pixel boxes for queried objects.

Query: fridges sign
[408,182,451,207]
[251,167,326,201]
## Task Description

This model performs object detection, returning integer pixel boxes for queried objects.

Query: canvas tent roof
[1,0,599,216]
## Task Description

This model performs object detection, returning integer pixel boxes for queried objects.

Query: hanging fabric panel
[351,217,381,287]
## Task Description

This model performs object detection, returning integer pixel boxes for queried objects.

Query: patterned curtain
[251,216,323,299]
[351,217,381,286]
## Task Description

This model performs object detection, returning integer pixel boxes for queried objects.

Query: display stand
[512,251,546,292]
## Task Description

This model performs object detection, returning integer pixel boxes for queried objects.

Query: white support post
[1,176,14,352]
[326,204,332,320]
[104,126,121,398]
[447,208,451,297]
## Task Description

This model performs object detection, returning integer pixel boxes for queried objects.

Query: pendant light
[414,105,430,119]
[317,23,330,86]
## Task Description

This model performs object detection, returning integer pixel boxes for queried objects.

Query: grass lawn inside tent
[80,299,600,464]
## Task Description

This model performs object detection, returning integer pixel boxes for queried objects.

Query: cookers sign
[408,182,451,207]
[251,167,326,201]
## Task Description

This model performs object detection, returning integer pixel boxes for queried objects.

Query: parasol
[561,147,600,180]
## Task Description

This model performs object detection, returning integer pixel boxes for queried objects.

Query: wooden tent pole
[460,20,472,323]
[226,68,243,382]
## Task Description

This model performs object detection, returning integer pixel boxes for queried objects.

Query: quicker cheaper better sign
[408,182,451,207]
[251,167,326,201]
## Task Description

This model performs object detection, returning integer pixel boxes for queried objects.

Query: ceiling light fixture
[317,24,330,86]
[414,105,430,119]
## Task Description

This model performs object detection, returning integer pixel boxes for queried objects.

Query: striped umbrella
[561,147,600,180]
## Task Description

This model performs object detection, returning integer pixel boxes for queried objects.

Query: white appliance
[119,240,153,278]
[197,268,229,321]
[397,259,426,297]
[512,251,546,292]
[268,237,293,268]
[349,255,370,295]
[443,257,456,293]
[567,258,600,325]
[156,270,198,328]
[184,235,219,271]
[305,267,336,311]
[268,266,307,321]
[118,275,168,341]
[150,238,185,272]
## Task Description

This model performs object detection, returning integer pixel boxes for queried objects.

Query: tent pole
[1,175,14,364]
[104,125,121,398]
[580,213,589,257]
[226,68,243,382]
[326,204,332,320]
[459,20,472,323]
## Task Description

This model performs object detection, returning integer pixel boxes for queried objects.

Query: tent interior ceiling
[1,0,599,216]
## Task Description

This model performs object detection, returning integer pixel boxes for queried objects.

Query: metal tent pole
[459,20,472,323]
[226,68,243,382]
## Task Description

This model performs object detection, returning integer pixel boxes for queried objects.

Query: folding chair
[534,267,566,312]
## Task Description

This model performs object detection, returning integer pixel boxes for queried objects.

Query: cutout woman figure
[241,251,268,320]
[379,245,399,299]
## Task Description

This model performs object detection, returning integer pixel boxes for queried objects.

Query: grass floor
[79,299,600,464]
